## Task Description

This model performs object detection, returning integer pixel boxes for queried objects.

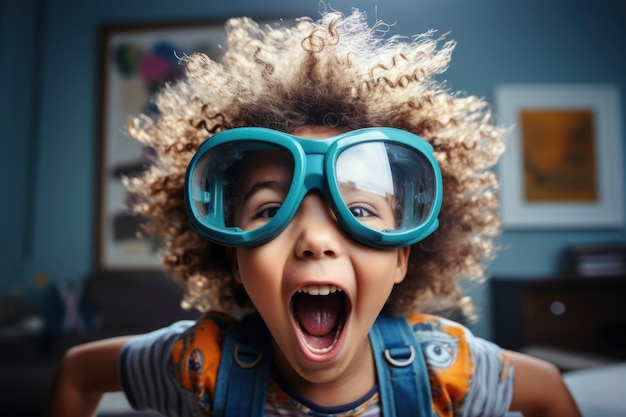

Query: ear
[393,246,410,284]
[228,248,242,283]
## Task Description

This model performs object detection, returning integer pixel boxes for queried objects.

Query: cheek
[235,249,284,301]
[354,251,404,296]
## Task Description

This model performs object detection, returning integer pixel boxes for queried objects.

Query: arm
[47,336,133,417]
[507,350,582,417]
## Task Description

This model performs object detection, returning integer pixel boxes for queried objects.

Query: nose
[293,192,343,259]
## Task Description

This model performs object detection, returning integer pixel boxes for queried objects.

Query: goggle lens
[335,142,436,234]
[189,141,294,233]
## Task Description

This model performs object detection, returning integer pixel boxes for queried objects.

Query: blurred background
[1,0,625,415]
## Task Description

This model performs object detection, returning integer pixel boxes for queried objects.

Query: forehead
[239,150,291,177]
[235,125,346,183]
[290,125,346,139]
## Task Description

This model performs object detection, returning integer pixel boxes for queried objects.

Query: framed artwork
[495,84,624,229]
[94,21,229,270]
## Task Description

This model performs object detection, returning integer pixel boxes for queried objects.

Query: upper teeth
[297,285,341,296]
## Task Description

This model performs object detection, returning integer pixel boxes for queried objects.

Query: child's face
[230,125,410,402]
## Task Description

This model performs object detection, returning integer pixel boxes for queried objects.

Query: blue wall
[2,0,625,339]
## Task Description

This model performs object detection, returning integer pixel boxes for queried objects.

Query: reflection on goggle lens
[185,127,442,248]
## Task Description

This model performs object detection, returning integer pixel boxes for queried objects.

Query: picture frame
[94,20,230,270]
[494,84,624,229]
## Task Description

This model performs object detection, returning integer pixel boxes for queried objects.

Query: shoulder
[171,311,236,362]
[406,314,514,415]
[406,313,468,331]
[406,314,475,378]
[120,312,240,414]
[406,313,474,364]
[170,312,239,397]
[122,311,235,355]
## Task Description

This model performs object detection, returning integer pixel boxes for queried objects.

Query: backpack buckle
[384,345,415,367]
[233,343,264,369]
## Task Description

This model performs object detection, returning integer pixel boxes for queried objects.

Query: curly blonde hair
[126,10,505,319]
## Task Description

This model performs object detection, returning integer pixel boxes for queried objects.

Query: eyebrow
[241,180,290,207]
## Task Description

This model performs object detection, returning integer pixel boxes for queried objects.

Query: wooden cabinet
[490,276,626,361]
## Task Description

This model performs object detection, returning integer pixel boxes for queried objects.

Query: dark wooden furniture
[491,276,626,361]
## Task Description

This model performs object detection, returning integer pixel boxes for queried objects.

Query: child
[48,10,581,417]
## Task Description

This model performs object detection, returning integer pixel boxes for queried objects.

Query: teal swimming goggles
[184,127,443,248]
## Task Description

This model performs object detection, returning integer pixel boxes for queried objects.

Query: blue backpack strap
[369,315,433,416]
[213,314,273,417]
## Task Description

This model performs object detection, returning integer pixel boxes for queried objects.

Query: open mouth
[291,285,349,354]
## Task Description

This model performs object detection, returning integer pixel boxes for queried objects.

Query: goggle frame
[184,127,443,248]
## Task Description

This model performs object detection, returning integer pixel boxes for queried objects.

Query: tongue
[293,292,343,337]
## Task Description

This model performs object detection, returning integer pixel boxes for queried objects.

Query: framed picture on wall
[495,84,624,229]
[95,21,228,270]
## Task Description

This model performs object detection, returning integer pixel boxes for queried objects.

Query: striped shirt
[119,313,514,416]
